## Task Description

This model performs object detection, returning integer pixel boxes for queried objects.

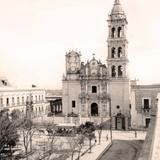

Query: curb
[96,141,113,160]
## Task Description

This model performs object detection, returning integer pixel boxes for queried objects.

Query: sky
[0,0,160,89]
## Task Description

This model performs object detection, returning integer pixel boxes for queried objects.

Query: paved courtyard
[16,115,146,160]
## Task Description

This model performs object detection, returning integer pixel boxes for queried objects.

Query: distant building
[45,90,62,115]
[0,77,49,117]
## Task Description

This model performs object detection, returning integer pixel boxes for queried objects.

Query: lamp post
[108,96,112,141]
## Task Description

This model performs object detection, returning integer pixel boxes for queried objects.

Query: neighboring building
[62,0,131,130]
[0,78,49,117]
[46,90,62,114]
[131,84,160,128]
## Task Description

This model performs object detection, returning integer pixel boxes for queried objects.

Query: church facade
[62,0,131,130]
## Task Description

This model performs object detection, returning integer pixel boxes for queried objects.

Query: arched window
[118,47,122,57]
[111,27,116,38]
[111,47,116,58]
[111,66,116,77]
[118,27,122,38]
[118,65,123,77]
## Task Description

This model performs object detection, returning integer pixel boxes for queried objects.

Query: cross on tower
[93,53,95,59]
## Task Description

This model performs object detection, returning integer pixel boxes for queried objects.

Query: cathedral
[62,0,131,130]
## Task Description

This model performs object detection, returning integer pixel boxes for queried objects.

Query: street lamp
[108,96,112,141]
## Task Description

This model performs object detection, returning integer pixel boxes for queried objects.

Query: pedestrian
[135,130,137,138]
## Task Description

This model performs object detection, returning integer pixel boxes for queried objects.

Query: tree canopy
[0,110,19,158]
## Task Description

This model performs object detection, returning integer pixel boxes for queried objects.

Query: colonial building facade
[0,77,49,118]
[62,0,131,130]
[131,84,160,128]
[62,0,160,130]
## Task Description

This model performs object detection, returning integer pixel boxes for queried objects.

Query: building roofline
[132,84,160,90]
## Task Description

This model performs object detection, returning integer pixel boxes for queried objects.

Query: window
[72,101,76,108]
[111,27,116,38]
[39,95,41,101]
[118,65,123,77]
[111,66,116,77]
[144,99,150,109]
[92,86,97,93]
[26,96,29,102]
[0,98,3,106]
[118,27,122,38]
[118,47,122,57]
[35,96,37,102]
[117,105,120,109]
[22,97,24,104]
[12,97,14,104]
[6,98,9,106]
[17,97,20,104]
[111,47,116,58]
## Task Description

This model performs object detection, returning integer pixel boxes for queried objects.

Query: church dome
[111,0,125,15]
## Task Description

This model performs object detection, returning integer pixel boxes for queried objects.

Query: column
[125,116,128,131]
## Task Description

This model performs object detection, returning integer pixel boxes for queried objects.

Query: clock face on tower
[66,50,81,74]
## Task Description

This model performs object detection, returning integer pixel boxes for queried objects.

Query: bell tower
[107,0,130,130]
[107,0,128,79]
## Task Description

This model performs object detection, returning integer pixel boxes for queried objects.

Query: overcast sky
[0,0,160,89]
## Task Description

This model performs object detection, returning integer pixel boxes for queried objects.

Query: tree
[96,124,103,145]
[19,118,35,160]
[77,134,85,160]
[0,110,19,159]
[10,109,22,121]
[67,133,85,160]
[46,124,57,157]
[78,122,95,153]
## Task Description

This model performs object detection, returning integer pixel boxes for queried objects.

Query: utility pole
[26,93,33,152]
[109,96,112,141]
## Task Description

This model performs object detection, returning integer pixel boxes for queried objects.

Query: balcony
[142,107,151,117]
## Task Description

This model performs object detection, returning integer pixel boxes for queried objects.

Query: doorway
[115,113,125,130]
[91,103,98,116]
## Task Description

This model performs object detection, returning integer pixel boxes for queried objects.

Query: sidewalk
[68,130,112,160]
[80,139,112,160]
[71,130,146,160]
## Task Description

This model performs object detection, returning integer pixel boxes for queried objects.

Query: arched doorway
[91,103,98,116]
[115,113,125,130]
